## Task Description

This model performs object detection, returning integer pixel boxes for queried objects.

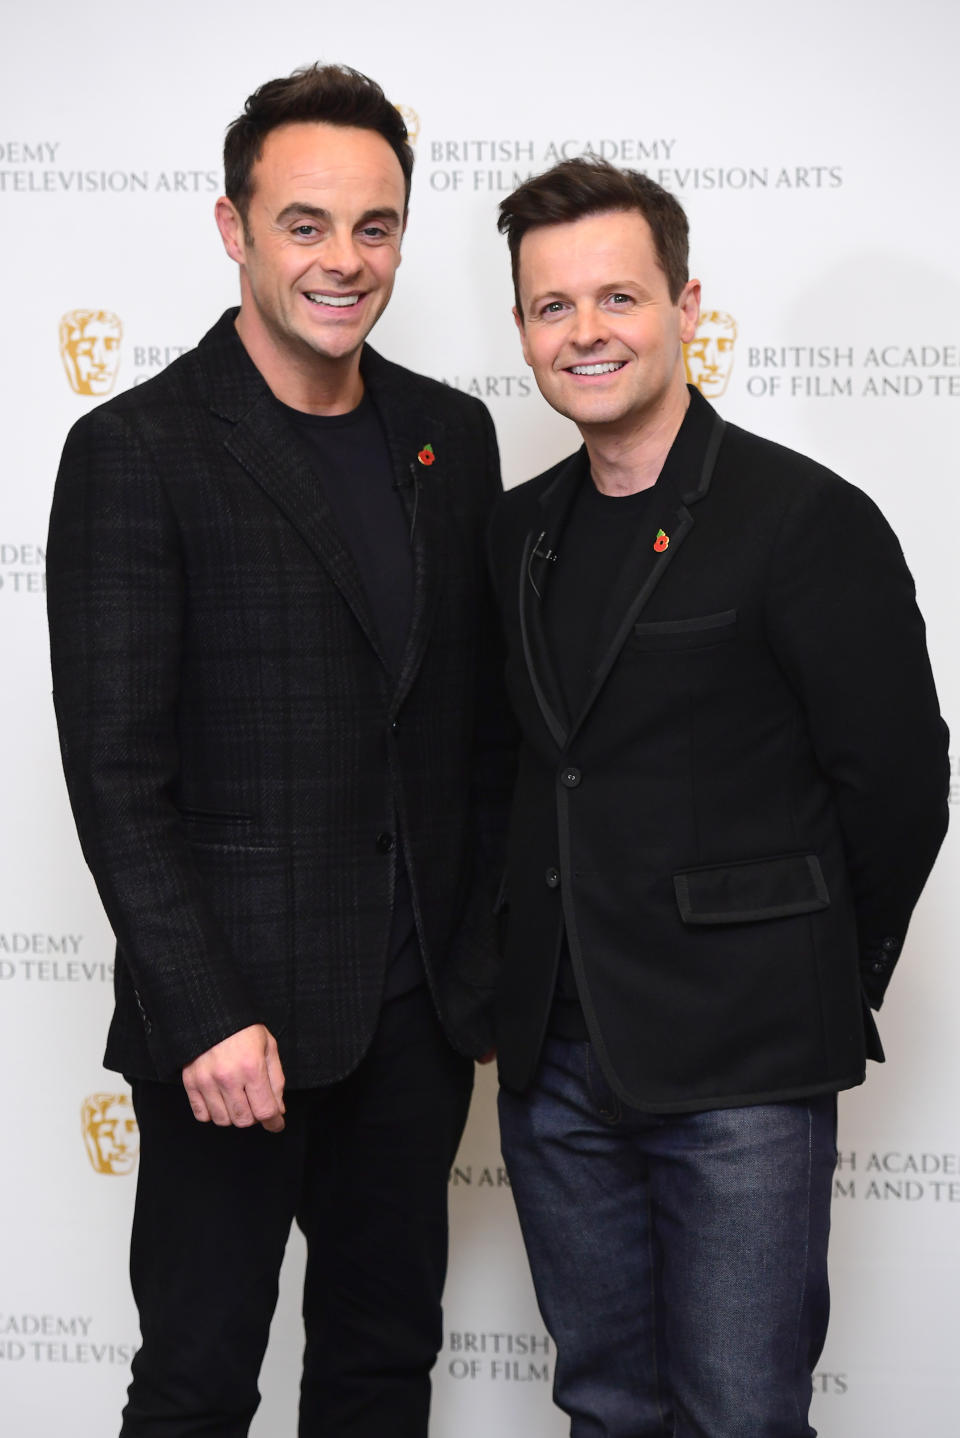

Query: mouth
[565,361,627,376]
[304,292,362,309]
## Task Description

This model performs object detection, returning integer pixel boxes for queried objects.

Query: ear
[678,278,701,345]
[215,196,246,266]
[513,306,532,367]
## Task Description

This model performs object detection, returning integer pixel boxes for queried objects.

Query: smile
[304,292,361,308]
[567,362,626,376]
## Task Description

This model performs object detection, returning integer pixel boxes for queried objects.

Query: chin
[571,402,632,428]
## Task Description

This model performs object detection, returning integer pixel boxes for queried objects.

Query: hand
[182,1024,286,1132]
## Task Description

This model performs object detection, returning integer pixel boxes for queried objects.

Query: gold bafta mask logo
[81,1092,140,1175]
[684,310,738,398]
[60,309,123,396]
[394,105,421,147]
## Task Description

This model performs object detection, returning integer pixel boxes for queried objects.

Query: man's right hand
[181,1024,286,1132]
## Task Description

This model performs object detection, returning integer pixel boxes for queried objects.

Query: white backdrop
[2,2,957,1434]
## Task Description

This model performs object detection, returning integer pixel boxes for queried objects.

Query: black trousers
[121,986,474,1438]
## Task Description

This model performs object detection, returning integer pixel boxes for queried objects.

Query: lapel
[362,346,448,711]
[519,449,585,748]
[197,313,446,702]
[519,388,726,750]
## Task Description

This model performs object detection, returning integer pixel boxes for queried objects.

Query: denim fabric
[498,1038,837,1438]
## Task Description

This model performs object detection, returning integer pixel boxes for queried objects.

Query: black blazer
[488,389,948,1112]
[47,310,513,1085]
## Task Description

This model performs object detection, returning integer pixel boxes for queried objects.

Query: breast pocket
[631,608,738,652]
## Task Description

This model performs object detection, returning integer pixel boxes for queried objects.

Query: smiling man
[47,64,511,1437]
[487,158,949,1436]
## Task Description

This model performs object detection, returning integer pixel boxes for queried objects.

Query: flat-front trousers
[122,986,474,1438]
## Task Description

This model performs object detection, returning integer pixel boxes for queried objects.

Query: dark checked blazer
[47,309,514,1086]
[487,387,949,1112]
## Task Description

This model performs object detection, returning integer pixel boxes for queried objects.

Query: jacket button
[544,867,560,889]
[390,720,400,735]
[561,767,581,788]
[376,831,395,853]
[881,936,900,953]
[871,960,885,973]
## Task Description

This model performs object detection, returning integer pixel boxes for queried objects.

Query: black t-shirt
[279,391,421,998]
[282,391,414,674]
[542,477,658,1040]
[540,401,704,1040]
[543,480,658,719]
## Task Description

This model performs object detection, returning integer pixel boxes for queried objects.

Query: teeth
[569,362,625,375]
[305,293,360,307]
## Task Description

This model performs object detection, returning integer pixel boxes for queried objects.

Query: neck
[583,385,690,496]
[233,307,364,416]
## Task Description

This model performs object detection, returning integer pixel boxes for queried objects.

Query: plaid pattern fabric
[48,311,513,1084]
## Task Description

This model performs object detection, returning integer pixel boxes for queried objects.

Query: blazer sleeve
[437,402,518,1055]
[763,472,949,1006]
[47,408,262,1076]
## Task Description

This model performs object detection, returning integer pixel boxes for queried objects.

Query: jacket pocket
[180,807,255,829]
[632,608,737,651]
[674,852,829,925]
[186,839,293,1033]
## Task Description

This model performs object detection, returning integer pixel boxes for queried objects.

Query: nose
[569,303,610,350]
[319,227,363,279]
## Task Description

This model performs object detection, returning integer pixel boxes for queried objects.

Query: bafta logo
[81,1092,140,1175]
[59,309,123,396]
[394,105,421,147]
[684,310,738,398]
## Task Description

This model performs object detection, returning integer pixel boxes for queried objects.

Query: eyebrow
[524,287,571,310]
[275,203,403,229]
[526,281,652,309]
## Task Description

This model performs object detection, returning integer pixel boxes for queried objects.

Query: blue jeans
[498,1038,837,1438]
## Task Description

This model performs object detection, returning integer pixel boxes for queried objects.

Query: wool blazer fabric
[487,388,949,1112]
[47,310,514,1086]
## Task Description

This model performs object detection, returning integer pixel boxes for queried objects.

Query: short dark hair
[498,157,689,313]
[224,63,414,230]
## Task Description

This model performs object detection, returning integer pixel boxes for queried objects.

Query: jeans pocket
[584,1042,622,1125]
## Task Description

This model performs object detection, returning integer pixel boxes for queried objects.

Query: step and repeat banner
[2,2,957,1434]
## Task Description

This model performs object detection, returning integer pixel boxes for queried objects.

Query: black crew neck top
[280,391,414,676]
[539,397,705,1042]
[277,390,421,998]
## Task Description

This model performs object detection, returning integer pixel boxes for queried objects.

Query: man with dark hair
[488,157,948,1436]
[47,62,511,1437]
[223,63,415,228]
[499,160,690,310]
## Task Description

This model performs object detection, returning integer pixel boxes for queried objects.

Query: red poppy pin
[653,528,669,552]
[417,443,436,466]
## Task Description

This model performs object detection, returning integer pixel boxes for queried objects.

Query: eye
[359,225,389,240]
[292,224,318,238]
[608,292,631,306]
[539,300,566,317]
